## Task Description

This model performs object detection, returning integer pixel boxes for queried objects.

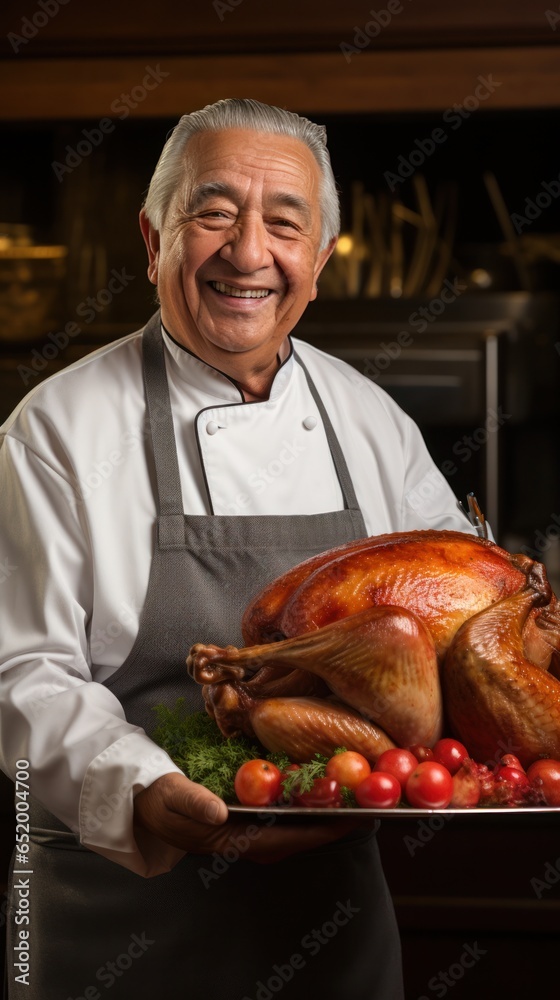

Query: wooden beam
[1,46,560,120]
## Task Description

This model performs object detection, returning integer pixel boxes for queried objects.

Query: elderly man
[0,99,475,999]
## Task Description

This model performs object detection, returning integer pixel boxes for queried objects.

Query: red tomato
[355,772,401,809]
[234,760,282,807]
[495,765,529,791]
[294,777,343,808]
[405,761,453,809]
[407,744,435,762]
[527,758,560,806]
[433,738,469,775]
[374,748,417,791]
[325,751,371,790]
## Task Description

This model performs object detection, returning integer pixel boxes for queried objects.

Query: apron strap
[294,352,361,513]
[142,312,185,544]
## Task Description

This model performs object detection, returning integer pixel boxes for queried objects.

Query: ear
[139,209,160,285]
[310,236,337,301]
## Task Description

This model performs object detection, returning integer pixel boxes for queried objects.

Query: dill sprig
[152,700,262,802]
[340,785,356,808]
[280,753,329,801]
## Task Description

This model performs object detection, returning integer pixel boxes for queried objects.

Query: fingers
[136,774,374,861]
[165,774,229,825]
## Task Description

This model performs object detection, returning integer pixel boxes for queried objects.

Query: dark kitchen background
[1,2,559,996]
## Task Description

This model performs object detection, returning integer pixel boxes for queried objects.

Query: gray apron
[5,312,404,1000]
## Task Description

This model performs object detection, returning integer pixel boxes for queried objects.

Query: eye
[270,218,300,233]
[196,209,236,228]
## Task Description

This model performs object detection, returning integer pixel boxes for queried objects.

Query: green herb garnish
[152,699,262,802]
[152,699,357,807]
[280,753,329,801]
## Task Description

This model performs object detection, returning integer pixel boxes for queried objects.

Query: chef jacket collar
[161,323,295,403]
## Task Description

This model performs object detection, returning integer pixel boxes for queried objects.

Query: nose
[219,212,273,273]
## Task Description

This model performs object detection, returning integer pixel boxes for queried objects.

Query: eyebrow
[186,181,313,223]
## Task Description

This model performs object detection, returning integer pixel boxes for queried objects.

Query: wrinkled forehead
[175,127,323,213]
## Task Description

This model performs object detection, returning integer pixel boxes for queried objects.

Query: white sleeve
[0,435,185,877]
[399,414,481,535]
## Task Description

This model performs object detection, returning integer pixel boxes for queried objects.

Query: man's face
[140,128,336,373]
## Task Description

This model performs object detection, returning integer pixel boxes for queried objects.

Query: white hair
[142,98,340,250]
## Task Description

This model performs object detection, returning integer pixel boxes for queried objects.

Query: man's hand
[133,773,368,864]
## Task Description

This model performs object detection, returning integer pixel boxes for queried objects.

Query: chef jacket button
[206,420,220,435]
[303,415,317,430]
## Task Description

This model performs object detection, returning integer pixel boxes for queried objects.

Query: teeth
[212,281,270,299]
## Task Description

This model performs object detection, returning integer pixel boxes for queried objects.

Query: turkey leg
[204,681,396,764]
[188,605,442,748]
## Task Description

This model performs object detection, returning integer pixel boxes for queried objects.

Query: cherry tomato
[234,759,282,807]
[325,751,371,790]
[355,772,401,809]
[294,777,343,808]
[374,748,417,791]
[495,765,529,791]
[433,738,469,776]
[407,744,435,763]
[527,758,560,806]
[405,761,453,809]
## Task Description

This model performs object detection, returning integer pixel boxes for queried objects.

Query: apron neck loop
[142,315,364,537]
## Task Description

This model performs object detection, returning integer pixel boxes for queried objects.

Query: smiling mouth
[210,281,271,299]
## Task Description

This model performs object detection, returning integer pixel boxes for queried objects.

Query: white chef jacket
[0,324,476,876]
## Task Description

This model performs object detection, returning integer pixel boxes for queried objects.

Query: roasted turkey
[187,530,560,768]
